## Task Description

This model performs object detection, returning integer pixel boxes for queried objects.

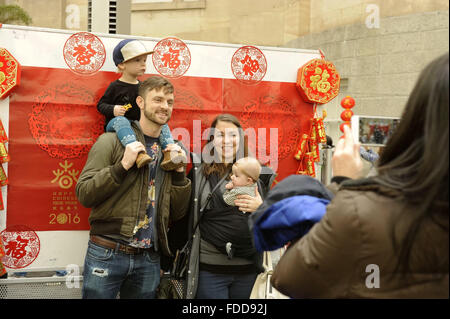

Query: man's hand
[121,141,146,170]
[113,105,127,117]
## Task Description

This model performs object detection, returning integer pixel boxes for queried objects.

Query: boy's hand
[164,144,187,172]
[114,105,127,117]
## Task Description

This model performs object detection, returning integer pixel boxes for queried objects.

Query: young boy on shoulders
[97,39,186,169]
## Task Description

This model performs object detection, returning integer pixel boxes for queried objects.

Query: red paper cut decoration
[0,225,40,269]
[152,37,191,78]
[231,46,267,85]
[27,83,104,159]
[63,32,106,76]
[296,58,340,104]
[0,48,21,99]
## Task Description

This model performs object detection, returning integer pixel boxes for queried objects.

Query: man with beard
[76,76,191,299]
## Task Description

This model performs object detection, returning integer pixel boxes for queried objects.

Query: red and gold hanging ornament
[305,152,316,177]
[293,106,329,178]
[0,142,8,163]
[294,120,320,178]
[313,117,327,144]
[0,119,8,210]
[294,134,309,160]
[0,238,6,277]
[0,119,7,144]
[0,187,3,210]
[340,96,355,137]
[0,48,21,99]
[296,58,340,104]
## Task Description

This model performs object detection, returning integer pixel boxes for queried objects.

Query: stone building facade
[2,0,449,144]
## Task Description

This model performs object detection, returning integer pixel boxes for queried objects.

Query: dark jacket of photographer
[271,177,449,298]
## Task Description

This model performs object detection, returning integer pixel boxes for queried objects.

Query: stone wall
[285,10,449,144]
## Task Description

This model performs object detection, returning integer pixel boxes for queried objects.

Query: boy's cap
[113,39,154,66]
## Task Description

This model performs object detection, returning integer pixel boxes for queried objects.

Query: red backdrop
[7,66,313,231]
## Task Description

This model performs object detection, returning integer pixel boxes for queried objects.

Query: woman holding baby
[184,113,276,299]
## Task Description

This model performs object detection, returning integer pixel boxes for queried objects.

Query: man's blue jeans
[196,270,257,299]
[82,240,160,299]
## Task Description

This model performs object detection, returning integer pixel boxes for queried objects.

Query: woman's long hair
[202,114,249,178]
[375,53,449,273]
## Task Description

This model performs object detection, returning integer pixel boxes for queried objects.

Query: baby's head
[230,157,261,187]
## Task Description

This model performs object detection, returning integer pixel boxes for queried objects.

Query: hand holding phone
[332,126,363,179]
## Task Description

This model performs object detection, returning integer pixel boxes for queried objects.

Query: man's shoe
[160,150,187,171]
[136,152,152,168]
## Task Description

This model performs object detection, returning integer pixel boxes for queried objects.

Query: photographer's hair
[376,53,449,274]
[138,76,174,98]
[202,113,249,178]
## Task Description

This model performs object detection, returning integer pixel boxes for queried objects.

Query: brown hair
[202,114,249,178]
[138,76,174,98]
[376,53,449,274]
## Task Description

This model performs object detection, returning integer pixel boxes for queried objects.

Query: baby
[223,157,261,206]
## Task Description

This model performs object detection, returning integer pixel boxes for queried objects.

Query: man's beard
[143,108,170,125]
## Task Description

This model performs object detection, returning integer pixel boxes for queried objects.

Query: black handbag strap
[191,167,231,236]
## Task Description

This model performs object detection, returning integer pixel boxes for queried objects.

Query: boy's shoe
[136,152,152,168]
[160,149,187,171]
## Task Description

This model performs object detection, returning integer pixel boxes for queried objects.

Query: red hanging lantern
[340,121,351,133]
[340,96,355,109]
[0,48,21,99]
[339,96,355,137]
[296,58,340,104]
[340,109,354,122]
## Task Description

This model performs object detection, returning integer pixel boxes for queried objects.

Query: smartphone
[351,115,400,147]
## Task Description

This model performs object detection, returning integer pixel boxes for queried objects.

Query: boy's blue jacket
[250,175,334,251]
